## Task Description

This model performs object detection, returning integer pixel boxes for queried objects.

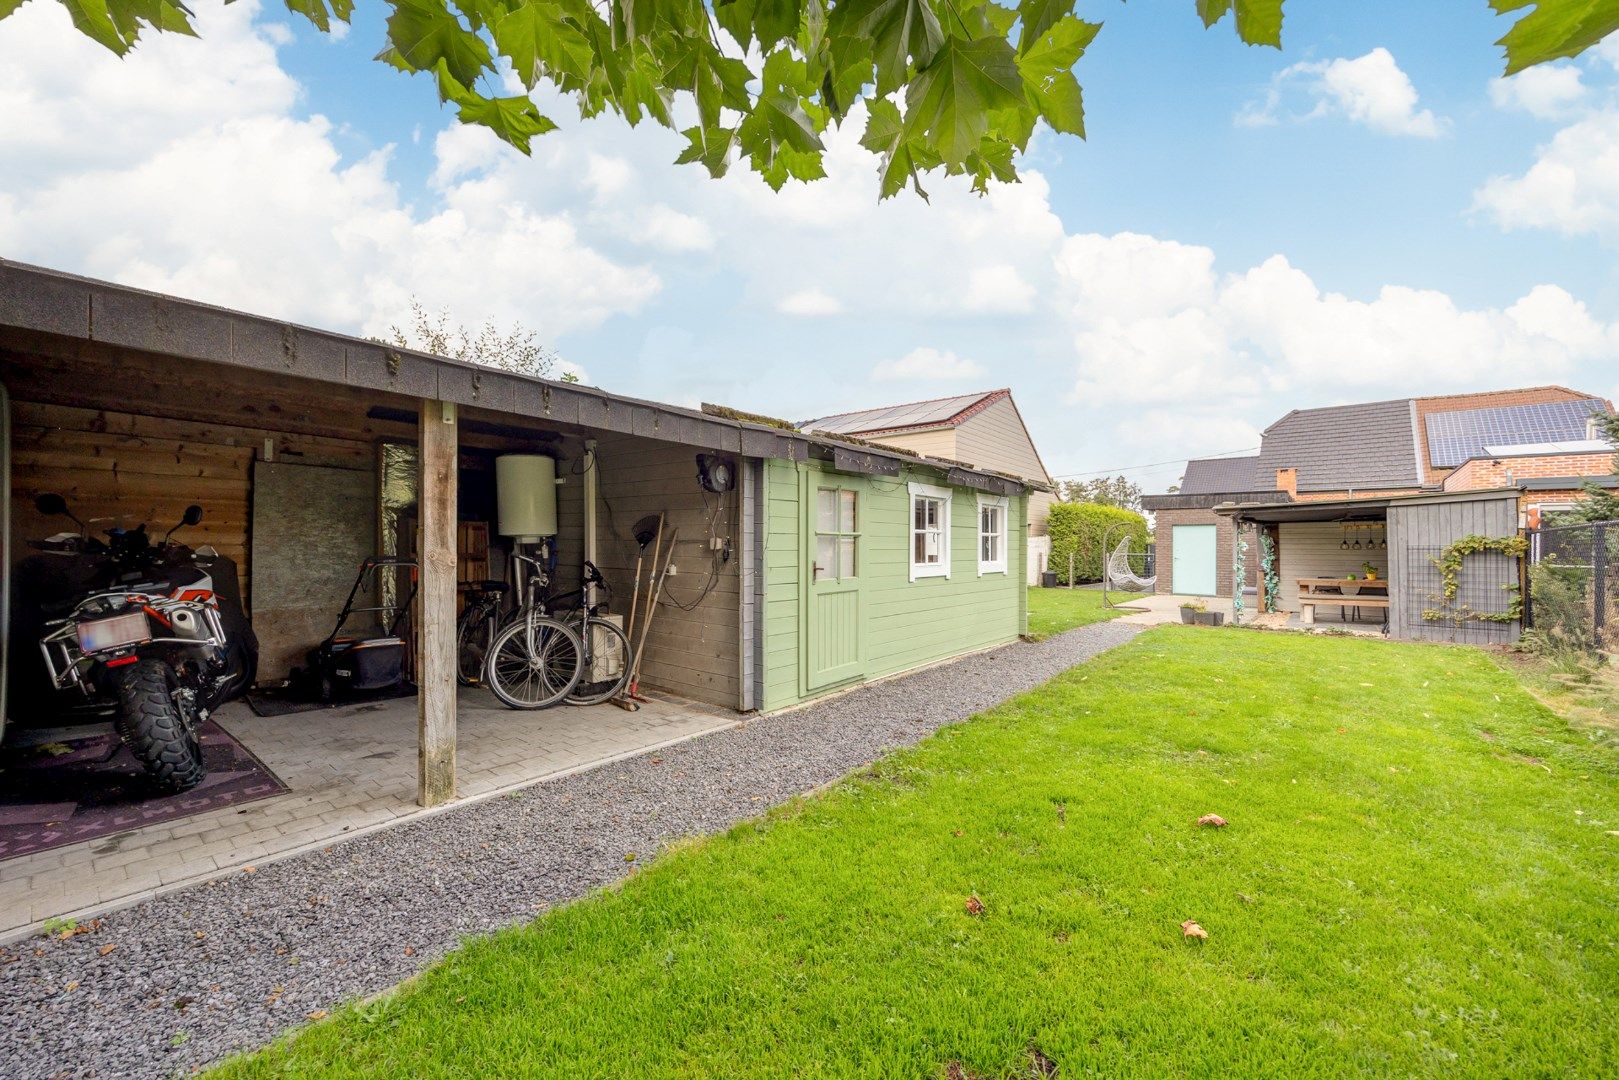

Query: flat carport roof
[1211,487,1521,524]
[0,259,1034,498]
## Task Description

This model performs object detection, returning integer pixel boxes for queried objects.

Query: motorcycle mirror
[35,493,69,518]
[182,505,203,527]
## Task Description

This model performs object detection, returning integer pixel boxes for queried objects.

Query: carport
[0,260,798,934]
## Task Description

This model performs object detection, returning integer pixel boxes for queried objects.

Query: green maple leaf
[859,96,919,198]
[284,0,355,34]
[1016,0,1077,52]
[493,1,596,88]
[833,0,945,96]
[1017,14,1099,136]
[714,0,802,51]
[383,0,493,88]
[1493,0,1619,74]
[60,0,196,53]
[904,34,1027,167]
[453,92,558,152]
[1195,0,1283,47]
[665,37,753,129]
[675,125,739,178]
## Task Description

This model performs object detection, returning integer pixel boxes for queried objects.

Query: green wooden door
[804,480,864,691]
[1171,524,1218,596]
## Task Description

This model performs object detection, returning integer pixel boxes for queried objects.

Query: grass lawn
[219,629,1619,1078]
[1025,586,1146,639]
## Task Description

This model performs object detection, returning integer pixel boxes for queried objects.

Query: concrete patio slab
[0,689,740,941]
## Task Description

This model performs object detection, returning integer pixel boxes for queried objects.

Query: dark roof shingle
[1179,455,1264,495]
[1257,398,1421,492]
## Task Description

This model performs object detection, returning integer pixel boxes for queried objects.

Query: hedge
[1047,502,1150,585]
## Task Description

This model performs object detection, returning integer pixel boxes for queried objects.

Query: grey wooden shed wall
[1387,492,1522,644]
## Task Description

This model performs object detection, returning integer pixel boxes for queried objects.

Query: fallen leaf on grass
[242,866,256,874]
[1181,920,1208,940]
[306,1010,328,1021]
[64,981,79,992]
[1197,814,1227,827]
[624,852,637,862]
[964,895,985,917]
[98,943,117,957]
[404,946,416,957]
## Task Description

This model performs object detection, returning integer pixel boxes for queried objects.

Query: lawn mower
[291,556,417,703]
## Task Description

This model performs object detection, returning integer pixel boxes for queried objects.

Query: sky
[3,1,1618,494]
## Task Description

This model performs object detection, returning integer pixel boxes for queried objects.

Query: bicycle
[481,552,584,709]
[455,579,508,687]
[535,561,634,706]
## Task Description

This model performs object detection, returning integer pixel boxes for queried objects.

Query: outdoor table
[1297,578,1389,625]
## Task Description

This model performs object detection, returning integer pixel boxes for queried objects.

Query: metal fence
[1526,520,1619,651]
[1405,545,1519,642]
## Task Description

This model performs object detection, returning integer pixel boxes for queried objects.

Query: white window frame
[908,481,953,581]
[977,494,1009,576]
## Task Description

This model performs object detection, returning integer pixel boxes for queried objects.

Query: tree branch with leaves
[6,0,1611,198]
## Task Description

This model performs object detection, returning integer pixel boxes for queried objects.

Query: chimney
[1275,467,1298,499]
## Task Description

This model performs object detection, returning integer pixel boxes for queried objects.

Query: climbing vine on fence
[1420,533,1529,625]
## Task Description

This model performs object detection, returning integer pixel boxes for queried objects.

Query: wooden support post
[418,399,458,807]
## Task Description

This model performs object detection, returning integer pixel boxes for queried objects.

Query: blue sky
[3,0,1617,493]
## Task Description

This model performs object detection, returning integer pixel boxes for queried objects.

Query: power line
[1050,446,1260,481]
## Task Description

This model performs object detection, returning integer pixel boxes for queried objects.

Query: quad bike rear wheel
[115,659,206,794]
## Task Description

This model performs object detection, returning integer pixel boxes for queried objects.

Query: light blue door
[1171,524,1218,596]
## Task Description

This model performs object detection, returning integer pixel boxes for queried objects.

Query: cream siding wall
[1275,522,1389,613]
[864,427,959,459]
[953,398,1054,535]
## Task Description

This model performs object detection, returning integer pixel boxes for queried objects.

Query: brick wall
[1152,508,1258,598]
[1442,451,1614,491]
[1292,487,1421,502]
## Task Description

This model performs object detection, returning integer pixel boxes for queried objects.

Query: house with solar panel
[1139,386,1616,642]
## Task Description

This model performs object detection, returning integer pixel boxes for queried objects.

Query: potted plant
[1179,600,1206,624]
[1361,561,1379,581]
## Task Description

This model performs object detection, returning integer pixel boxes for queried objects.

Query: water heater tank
[495,454,559,542]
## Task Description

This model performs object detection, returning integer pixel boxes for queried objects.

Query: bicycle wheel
[483,613,584,709]
[456,606,492,686]
[566,617,633,706]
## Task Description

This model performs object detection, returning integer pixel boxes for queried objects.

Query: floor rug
[0,720,287,861]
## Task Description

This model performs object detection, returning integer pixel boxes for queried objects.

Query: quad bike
[6,494,258,793]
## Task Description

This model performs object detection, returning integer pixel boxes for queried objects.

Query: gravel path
[0,621,1141,1079]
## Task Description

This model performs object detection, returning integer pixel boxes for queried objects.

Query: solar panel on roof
[1425,400,1607,467]
[807,392,989,434]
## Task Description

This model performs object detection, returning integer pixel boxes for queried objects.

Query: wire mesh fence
[1526,520,1619,653]
[1406,546,1519,642]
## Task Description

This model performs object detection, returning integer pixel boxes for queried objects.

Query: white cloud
[1240,48,1446,137]
[776,288,842,316]
[0,1,660,341]
[1489,63,1587,119]
[965,265,1036,313]
[6,0,1616,495]
[1473,110,1619,242]
[1059,233,1618,407]
[871,347,986,382]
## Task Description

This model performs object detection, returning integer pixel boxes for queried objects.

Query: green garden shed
[1,259,1041,816]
